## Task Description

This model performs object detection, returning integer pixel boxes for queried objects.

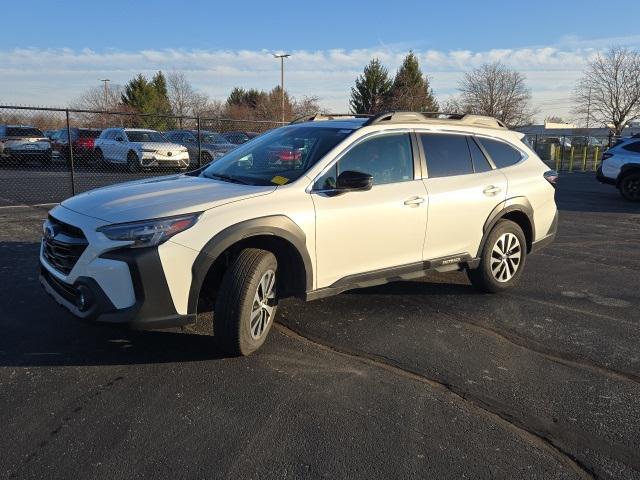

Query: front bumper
[39,206,196,329]
[40,247,196,329]
[141,153,190,168]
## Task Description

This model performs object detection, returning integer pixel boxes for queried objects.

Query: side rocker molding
[187,215,313,315]
[476,197,535,258]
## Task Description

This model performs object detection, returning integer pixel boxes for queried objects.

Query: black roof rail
[290,113,372,124]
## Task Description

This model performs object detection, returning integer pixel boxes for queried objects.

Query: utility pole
[100,79,111,110]
[273,53,290,123]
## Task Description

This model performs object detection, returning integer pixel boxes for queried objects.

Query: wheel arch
[617,163,640,187]
[477,198,535,257]
[187,215,313,315]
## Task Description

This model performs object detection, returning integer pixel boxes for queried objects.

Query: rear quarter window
[478,138,523,168]
[621,141,640,153]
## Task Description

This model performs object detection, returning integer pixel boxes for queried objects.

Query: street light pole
[273,54,290,123]
[99,79,111,110]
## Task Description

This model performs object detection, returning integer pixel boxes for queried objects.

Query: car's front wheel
[127,151,140,173]
[214,248,278,356]
[619,172,640,202]
[467,219,527,293]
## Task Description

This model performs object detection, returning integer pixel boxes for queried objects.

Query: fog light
[76,286,93,312]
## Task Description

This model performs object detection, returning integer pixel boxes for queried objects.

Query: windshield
[201,132,229,144]
[7,127,43,137]
[126,130,167,143]
[201,125,353,186]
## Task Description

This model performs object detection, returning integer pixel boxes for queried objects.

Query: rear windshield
[6,127,43,137]
[126,130,167,142]
[78,129,101,138]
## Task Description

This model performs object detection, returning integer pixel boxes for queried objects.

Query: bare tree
[455,62,536,127]
[72,84,123,111]
[167,71,211,127]
[573,47,640,135]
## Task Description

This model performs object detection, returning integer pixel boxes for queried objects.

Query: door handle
[483,185,502,196]
[404,196,425,206]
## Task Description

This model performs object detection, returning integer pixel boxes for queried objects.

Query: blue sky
[2,0,640,121]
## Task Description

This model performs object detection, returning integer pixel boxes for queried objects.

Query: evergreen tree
[121,72,174,129]
[349,58,392,114]
[388,52,438,112]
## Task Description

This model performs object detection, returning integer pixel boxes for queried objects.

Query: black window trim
[309,129,420,193]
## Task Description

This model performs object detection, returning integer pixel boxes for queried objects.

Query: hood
[204,142,236,151]
[61,174,276,223]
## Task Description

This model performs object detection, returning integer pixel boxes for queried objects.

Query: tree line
[69,47,640,134]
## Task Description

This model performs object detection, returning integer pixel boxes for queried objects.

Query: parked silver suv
[0,125,52,165]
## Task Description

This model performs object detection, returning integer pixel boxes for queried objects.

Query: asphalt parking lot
[0,172,638,479]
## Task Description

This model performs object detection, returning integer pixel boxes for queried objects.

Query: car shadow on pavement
[0,241,233,367]
[346,276,477,297]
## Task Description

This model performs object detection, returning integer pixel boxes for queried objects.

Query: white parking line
[0,202,58,210]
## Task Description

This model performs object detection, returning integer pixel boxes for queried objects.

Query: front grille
[41,267,79,303]
[42,216,88,275]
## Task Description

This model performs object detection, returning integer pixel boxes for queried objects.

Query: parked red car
[52,128,102,161]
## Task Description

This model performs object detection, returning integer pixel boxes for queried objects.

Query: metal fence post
[65,109,76,196]
[196,116,202,167]
[560,135,566,171]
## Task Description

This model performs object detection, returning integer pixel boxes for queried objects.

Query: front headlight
[97,213,200,248]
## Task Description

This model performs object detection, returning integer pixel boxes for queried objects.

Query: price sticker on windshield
[271,176,289,185]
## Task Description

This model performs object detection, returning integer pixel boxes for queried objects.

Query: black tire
[619,172,640,202]
[94,148,106,168]
[467,219,527,293]
[127,151,140,173]
[214,248,278,356]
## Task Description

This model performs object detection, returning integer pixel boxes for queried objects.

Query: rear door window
[420,133,474,178]
[477,137,523,168]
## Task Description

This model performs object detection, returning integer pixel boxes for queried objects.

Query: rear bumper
[531,210,558,254]
[596,166,616,185]
[39,246,196,329]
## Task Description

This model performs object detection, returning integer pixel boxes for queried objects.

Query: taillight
[544,170,558,189]
[75,138,94,148]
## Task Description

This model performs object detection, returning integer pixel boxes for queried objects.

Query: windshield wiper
[204,172,249,185]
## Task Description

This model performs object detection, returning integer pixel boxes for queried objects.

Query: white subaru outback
[39,112,558,355]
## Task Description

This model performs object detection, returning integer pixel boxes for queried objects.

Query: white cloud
[0,40,638,121]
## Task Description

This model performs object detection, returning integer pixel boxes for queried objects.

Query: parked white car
[597,137,640,201]
[40,112,558,356]
[94,128,190,172]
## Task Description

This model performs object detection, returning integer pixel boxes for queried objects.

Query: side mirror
[336,170,373,192]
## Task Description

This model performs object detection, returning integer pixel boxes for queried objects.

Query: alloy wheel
[249,269,276,339]
[490,232,522,282]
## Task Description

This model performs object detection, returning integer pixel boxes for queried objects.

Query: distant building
[516,123,640,139]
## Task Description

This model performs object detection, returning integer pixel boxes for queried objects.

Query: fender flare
[186,215,313,314]
[476,197,535,257]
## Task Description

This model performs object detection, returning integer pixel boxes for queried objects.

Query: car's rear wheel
[619,172,640,202]
[127,151,140,173]
[94,148,107,169]
[467,219,527,293]
[214,248,278,356]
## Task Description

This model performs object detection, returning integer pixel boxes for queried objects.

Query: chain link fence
[0,105,284,207]
[1,105,627,208]
[524,133,617,173]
